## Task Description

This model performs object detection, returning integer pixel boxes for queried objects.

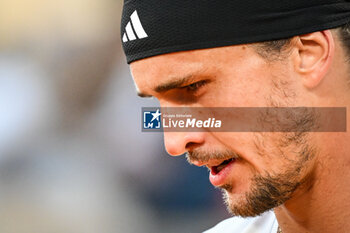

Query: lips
[209,158,236,187]
[189,153,238,187]
[211,158,235,175]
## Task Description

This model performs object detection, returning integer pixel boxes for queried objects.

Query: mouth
[211,158,236,175]
[208,157,237,187]
[187,151,238,187]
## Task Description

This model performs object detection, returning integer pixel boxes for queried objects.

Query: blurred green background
[0,1,229,232]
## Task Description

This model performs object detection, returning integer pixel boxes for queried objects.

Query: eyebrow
[137,74,196,97]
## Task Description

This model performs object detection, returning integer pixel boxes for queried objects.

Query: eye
[183,80,208,92]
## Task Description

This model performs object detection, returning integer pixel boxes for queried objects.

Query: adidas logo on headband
[122,10,148,43]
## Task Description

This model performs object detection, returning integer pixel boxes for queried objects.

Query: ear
[293,30,335,88]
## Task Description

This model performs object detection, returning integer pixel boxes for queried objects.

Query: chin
[222,191,260,217]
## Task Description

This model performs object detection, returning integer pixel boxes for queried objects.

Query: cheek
[248,132,310,173]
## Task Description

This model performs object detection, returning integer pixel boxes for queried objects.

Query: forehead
[130,45,255,89]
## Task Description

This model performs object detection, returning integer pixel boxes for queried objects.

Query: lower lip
[209,159,235,187]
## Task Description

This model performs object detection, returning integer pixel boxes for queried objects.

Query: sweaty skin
[130,30,350,233]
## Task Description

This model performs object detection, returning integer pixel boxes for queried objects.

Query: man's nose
[163,131,205,156]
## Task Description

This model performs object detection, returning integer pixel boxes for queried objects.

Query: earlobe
[295,30,335,89]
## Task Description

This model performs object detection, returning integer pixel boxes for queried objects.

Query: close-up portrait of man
[121,1,350,233]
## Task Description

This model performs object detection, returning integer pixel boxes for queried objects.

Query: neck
[274,132,350,233]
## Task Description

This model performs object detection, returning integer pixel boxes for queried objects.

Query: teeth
[216,164,227,173]
[215,158,234,173]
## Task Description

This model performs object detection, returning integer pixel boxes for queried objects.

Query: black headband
[121,0,350,64]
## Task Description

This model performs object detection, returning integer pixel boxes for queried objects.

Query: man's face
[130,45,317,217]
